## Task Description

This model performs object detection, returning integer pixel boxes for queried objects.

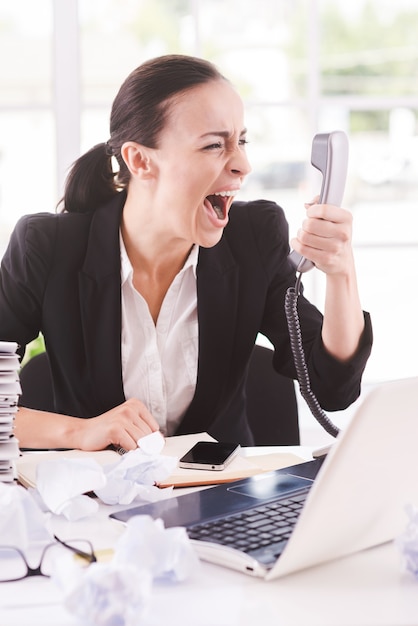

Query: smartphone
[178,441,241,471]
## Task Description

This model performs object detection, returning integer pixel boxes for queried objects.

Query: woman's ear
[120,142,154,179]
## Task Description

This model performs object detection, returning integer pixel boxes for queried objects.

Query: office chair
[19,346,300,445]
[245,344,300,445]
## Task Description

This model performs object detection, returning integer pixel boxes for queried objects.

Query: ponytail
[58,55,226,213]
[58,143,120,213]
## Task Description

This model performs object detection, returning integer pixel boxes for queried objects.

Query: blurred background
[0,0,417,443]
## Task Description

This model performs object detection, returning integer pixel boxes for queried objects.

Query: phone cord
[285,276,340,438]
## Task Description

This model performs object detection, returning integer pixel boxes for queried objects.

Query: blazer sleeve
[0,213,57,356]
[238,200,373,412]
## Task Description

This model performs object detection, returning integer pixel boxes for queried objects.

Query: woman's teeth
[214,190,237,197]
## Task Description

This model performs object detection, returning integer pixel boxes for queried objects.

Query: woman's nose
[229,148,252,177]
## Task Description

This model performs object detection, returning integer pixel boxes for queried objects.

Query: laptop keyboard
[186,489,310,566]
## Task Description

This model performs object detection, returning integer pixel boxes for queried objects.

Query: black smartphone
[178,441,240,471]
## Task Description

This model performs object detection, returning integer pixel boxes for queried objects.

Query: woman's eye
[203,138,248,151]
[204,142,223,151]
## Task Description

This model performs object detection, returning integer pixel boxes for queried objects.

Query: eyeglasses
[0,534,97,583]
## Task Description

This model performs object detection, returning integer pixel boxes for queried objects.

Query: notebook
[111,376,418,579]
[16,431,305,490]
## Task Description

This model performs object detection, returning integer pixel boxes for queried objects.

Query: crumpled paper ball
[0,482,52,549]
[396,504,418,579]
[95,447,177,506]
[113,514,201,582]
[52,515,200,626]
[64,562,153,626]
[35,432,177,519]
[36,457,105,520]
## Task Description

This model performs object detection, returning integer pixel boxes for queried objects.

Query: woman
[0,55,372,451]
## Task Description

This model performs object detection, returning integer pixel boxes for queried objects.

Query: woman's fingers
[77,398,160,451]
[291,203,353,274]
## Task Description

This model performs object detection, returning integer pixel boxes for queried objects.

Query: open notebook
[16,431,304,489]
[111,377,418,579]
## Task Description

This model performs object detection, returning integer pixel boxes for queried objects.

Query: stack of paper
[0,341,21,482]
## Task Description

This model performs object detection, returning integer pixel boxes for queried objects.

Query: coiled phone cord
[285,275,340,438]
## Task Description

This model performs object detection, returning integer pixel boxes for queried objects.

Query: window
[0,0,55,236]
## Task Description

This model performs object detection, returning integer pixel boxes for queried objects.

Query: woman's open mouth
[205,190,238,220]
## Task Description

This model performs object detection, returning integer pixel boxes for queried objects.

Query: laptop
[111,377,418,579]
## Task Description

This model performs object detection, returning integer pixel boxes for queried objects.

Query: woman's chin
[197,229,224,249]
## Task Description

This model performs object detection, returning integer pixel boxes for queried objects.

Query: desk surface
[1,446,417,626]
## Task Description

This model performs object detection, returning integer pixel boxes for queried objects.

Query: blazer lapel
[78,195,126,412]
[177,238,239,434]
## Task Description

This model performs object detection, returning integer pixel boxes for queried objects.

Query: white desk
[1,447,418,626]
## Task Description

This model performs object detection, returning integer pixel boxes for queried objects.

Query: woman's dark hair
[59,55,226,213]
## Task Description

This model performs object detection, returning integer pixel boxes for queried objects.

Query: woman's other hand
[74,398,160,451]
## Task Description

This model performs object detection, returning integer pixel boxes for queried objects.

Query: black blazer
[0,194,372,444]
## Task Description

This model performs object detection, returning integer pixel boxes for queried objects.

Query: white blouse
[120,234,199,436]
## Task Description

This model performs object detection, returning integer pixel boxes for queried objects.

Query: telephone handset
[285,130,349,439]
[288,130,349,273]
